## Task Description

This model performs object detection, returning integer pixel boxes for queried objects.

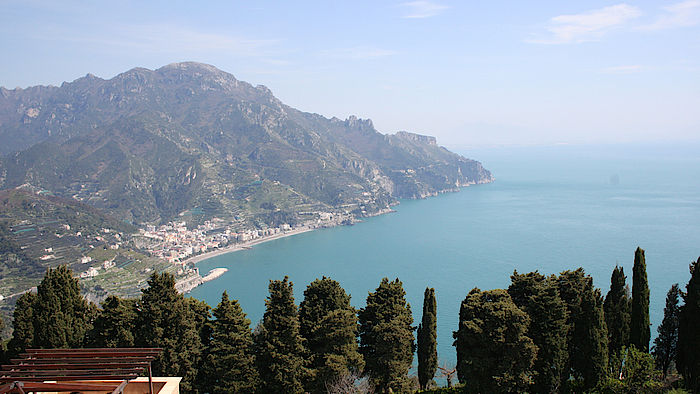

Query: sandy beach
[182,226,315,266]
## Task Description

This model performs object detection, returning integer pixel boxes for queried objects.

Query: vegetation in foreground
[0,247,698,393]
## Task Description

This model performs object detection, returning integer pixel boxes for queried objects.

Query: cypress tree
[508,271,568,394]
[91,295,136,348]
[652,283,680,379]
[604,265,631,374]
[358,277,415,393]
[6,292,37,357]
[298,277,363,393]
[32,266,92,348]
[631,247,650,352]
[678,257,700,391]
[557,269,608,391]
[204,291,258,394]
[453,288,536,393]
[417,287,437,390]
[134,272,203,392]
[254,277,307,394]
[579,283,609,389]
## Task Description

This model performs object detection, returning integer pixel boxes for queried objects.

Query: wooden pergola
[0,348,162,394]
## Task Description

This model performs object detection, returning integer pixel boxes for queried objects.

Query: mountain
[0,62,492,225]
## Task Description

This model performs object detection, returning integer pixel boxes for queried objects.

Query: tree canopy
[509,271,568,393]
[298,277,363,393]
[134,272,203,392]
[417,287,438,390]
[678,257,700,392]
[651,283,680,380]
[453,288,536,394]
[358,277,415,393]
[604,265,631,375]
[630,247,651,352]
[204,291,258,393]
[254,277,308,394]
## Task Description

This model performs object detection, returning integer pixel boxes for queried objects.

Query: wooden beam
[0,374,139,382]
[2,362,150,370]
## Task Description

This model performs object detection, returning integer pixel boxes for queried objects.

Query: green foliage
[134,272,203,392]
[418,287,438,391]
[557,268,609,391]
[187,297,213,351]
[652,283,681,379]
[6,266,93,355]
[604,266,631,376]
[298,277,363,393]
[33,266,92,348]
[90,295,136,348]
[508,271,569,393]
[678,257,700,392]
[596,346,663,393]
[203,291,258,394]
[453,288,537,394]
[6,292,36,357]
[630,247,651,352]
[254,277,308,393]
[358,277,415,393]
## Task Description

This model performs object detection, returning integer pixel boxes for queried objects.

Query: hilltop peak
[159,61,224,73]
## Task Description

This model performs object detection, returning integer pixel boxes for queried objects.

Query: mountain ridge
[0,62,493,226]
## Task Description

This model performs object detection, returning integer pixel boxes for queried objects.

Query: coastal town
[138,211,353,265]
[132,211,356,292]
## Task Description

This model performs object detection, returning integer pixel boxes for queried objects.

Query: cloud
[400,1,449,19]
[601,65,644,74]
[639,0,700,30]
[321,46,397,60]
[528,4,641,44]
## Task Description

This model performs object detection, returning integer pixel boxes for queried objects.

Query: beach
[182,225,315,266]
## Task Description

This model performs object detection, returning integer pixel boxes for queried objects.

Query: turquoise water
[190,142,700,369]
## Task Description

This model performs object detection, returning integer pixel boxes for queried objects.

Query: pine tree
[678,257,700,392]
[604,265,631,375]
[187,298,213,351]
[630,247,651,352]
[358,278,415,393]
[204,291,258,394]
[31,266,92,348]
[557,269,608,391]
[417,287,438,390]
[134,272,203,392]
[254,277,307,394]
[652,283,680,379]
[6,292,36,357]
[298,277,363,393]
[508,271,568,393]
[453,288,536,393]
[91,295,136,348]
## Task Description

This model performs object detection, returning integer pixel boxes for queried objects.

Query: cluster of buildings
[140,212,350,265]
[140,220,237,264]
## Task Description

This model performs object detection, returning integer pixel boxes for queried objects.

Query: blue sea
[190,142,700,371]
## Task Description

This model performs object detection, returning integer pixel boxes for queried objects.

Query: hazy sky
[2,1,699,147]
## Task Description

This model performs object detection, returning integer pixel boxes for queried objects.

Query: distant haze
[1,1,699,147]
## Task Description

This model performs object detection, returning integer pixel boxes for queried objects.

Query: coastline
[181,225,316,266]
[178,184,485,292]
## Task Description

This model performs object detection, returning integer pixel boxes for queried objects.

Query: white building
[80,267,99,278]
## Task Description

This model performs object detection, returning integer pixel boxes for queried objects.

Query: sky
[1,0,699,148]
